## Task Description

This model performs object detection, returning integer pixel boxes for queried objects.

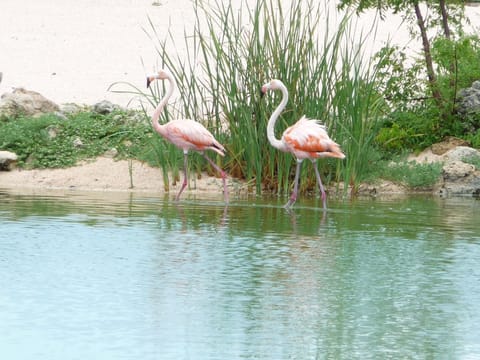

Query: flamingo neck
[267,83,289,151]
[151,75,175,136]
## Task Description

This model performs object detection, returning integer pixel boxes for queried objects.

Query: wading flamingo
[147,69,228,202]
[261,79,345,210]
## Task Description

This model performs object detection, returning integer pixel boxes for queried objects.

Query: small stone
[46,125,60,139]
[93,100,117,114]
[73,137,84,148]
[0,150,18,171]
[103,148,118,158]
[60,103,83,115]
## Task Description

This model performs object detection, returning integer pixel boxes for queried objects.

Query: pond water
[1,190,479,359]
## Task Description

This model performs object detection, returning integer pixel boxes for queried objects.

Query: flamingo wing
[164,119,225,155]
[282,116,345,159]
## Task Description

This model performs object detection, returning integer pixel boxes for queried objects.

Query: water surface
[1,190,479,359]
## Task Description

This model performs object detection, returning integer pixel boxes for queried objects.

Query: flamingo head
[261,79,284,95]
[146,69,172,88]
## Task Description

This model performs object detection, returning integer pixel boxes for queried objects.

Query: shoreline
[0,155,436,199]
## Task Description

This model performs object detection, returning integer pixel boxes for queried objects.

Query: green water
[1,190,479,359]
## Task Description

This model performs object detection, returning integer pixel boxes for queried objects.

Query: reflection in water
[0,190,479,359]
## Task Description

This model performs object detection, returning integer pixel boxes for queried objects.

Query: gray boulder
[440,147,480,196]
[444,146,480,162]
[457,80,480,114]
[0,151,18,171]
[0,87,59,118]
[93,100,118,114]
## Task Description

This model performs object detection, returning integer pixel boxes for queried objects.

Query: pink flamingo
[147,69,228,202]
[261,79,345,210]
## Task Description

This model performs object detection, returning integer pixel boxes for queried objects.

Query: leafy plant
[381,160,443,188]
[462,154,480,170]
[0,111,153,169]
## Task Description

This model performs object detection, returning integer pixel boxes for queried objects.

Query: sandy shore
[0,157,232,199]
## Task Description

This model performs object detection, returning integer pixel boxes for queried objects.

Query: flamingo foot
[175,158,189,201]
[220,170,229,204]
[321,191,327,211]
[284,192,297,209]
[175,178,188,201]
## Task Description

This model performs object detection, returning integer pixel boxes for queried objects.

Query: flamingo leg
[176,151,189,201]
[312,160,327,210]
[202,153,229,204]
[285,159,303,209]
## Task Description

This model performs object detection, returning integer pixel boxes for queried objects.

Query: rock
[441,171,480,196]
[442,160,475,181]
[103,148,118,158]
[73,137,84,148]
[457,80,480,114]
[357,180,408,196]
[0,151,18,171]
[442,146,480,196]
[93,100,117,114]
[0,87,59,118]
[46,125,61,139]
[431,137,470,155]
[443,146,480,162]
[60,103,85,115]
[409,143,480,196]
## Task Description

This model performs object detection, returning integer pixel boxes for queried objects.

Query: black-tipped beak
[146,77,152,88]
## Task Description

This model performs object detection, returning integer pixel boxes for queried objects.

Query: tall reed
[112,0,386,196]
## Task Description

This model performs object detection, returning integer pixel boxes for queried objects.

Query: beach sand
[2,0,479,107]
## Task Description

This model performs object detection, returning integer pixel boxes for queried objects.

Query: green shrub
[0,111,152,169]
[381,161,443,188]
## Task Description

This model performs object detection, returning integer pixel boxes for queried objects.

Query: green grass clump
[462,154,480,170]
[0,111,153,169]
[381,161,443,189]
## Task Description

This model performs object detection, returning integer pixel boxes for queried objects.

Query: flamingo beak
[260,85,267,98]
[146,76,153,88]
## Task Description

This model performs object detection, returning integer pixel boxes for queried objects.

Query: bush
[381,161,443,188]
[0,111,152,168]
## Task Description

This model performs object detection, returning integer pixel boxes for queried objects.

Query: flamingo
[261,79,345,210]
[147,69,228,202]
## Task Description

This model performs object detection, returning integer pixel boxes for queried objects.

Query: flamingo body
[262,79,345,209]
[282,116,345,160]
[147,69,228,202]
[157,119,225,156]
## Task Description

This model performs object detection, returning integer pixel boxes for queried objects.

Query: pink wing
[163,119,225,155]
[282,116,345,159]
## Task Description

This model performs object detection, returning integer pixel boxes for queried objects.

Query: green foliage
[0,111,152,169]
[372,45,425,111]
[432,35,480,110]
[462,153,480,170]
[375,107,444,155]
[339,0,480,153]
[466,128,480,148]
[381,160,443,188]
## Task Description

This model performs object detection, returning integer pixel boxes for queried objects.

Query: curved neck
[267,83,289,151]
[152,75,175,134]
